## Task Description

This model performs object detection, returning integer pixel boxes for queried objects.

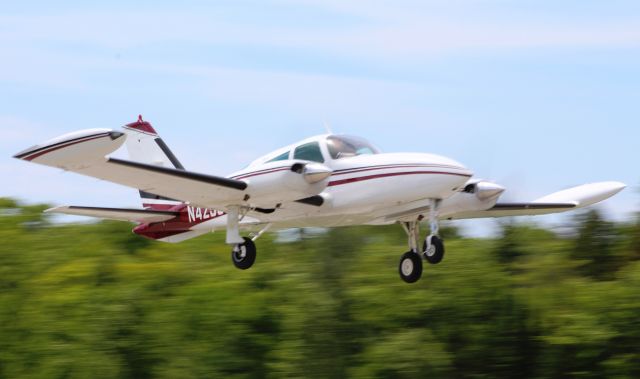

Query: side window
[267,151,290,162]
[294,142,324,163]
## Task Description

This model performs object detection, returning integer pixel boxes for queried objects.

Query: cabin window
[267,151,290,162]
[326,135,379,160]
[294,142,325,163]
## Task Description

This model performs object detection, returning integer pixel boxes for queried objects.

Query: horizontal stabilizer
[46,206,179,223]
[13,129,125,164]
[13,128,249,209]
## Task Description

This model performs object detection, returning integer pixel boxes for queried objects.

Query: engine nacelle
[439,179,505,217]
[238,160,332,208]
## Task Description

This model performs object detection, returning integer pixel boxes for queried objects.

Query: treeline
[1,197,639,378]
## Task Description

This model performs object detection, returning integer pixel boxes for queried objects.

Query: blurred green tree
[494,222,527,265]
[630,216,640,261]
[572,210,619,280]
[1,198,639,378]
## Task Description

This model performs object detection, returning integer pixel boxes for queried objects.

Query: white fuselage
[184,139,474,234]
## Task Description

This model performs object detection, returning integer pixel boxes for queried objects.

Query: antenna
[323,121,333,134]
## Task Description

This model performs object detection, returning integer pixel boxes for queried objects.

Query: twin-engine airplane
[14,116,625,283]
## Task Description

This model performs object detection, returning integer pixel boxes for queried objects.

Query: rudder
[123,115,184,209]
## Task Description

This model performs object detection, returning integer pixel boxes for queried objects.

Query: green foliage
[493,223,557,270]
[630,217,640,261]
[572,210,621,280]
[1,198,639,378]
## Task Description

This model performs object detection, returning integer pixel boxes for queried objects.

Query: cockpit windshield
[326,135,380,160]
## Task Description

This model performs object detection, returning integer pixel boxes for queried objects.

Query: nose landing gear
[423,200,445,264]
[423,235,445,264]
[398,199,445,283]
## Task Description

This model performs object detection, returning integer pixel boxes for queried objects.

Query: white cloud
[1,4,639,65]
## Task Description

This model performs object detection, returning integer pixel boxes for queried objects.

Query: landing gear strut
[423,199,445,264]
[397,199,445,283]
[227,217,271,270]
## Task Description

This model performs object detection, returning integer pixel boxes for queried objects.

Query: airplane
[13,116,626,283]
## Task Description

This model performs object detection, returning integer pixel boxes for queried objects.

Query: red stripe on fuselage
[230,163,468,181]
[232,167,290,180]
[328,170,471,186]
[331,164,466,176]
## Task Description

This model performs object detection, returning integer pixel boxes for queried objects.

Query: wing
[448,182,625,220]
[96,157,247,207]
[46,205,179,223]
[447,202,577,219]
[380,181,625,223]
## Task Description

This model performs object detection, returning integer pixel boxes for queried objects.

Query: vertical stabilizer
[122,115,185,209]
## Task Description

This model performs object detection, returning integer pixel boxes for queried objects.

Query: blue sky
[2,0,639,236]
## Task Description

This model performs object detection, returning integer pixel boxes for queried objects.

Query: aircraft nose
[433,156,473,176]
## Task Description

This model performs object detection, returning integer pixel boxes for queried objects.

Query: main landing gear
[232,237,256,270]
[228,217,271,270]
[398,199,445,283]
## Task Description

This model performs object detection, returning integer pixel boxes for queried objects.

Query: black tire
[231,237,256,270]
[423,235,445,264]
[399,251,423,283]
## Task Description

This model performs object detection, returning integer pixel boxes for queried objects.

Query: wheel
[423,235,445,264]
[231,237,256,270]
[399,251,423,283]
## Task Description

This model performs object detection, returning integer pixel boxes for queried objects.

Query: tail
[123,115,185,210]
